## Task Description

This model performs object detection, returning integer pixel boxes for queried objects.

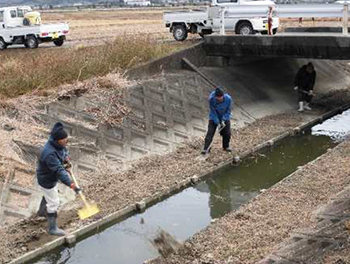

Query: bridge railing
[219,3,350,35]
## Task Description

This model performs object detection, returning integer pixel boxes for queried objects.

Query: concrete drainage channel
[10,104,347,264]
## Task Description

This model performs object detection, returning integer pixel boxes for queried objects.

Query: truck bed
[4,23,68,37]
[163,9,208,24]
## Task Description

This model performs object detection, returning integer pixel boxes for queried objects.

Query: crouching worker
[201,87,233,155]
[36,122,81,236]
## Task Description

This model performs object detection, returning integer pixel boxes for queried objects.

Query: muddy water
[32,131,335,264]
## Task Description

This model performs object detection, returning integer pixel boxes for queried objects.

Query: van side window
[10,10,17,18]
[0,11,4,23]
[17,9,24,17]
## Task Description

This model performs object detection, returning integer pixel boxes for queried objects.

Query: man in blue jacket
[36,122,80,236]
[201,87,233,154]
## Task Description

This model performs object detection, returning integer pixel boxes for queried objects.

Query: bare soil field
[40,8,345,46]
[43,9,345,46]
[40,8,200,46]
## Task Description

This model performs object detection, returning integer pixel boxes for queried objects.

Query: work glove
[63,156,72,170]
[63,160,72,170]
[309,90,314,96]
[70,183,82,194]
[293,86,298,91]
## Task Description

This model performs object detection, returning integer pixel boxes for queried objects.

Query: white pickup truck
[164,0,279,41]
[0,6,69,50]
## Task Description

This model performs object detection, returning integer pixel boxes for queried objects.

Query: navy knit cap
[51,122,68,140]
[215,87,224,97]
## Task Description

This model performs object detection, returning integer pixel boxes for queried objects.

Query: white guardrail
[277,4,348,18]
[220,3,350,35]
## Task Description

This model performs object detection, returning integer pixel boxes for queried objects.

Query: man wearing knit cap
[201,87,233,155]
[36,122,80,236]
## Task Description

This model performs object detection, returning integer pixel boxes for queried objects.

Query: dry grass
[41,9,167,41]
[0,35,180,99]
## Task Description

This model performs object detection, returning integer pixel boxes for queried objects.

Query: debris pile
[152,230,182,258]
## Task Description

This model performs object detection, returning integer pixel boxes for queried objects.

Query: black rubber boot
[37,197,47,217]
[201,147,211,155]
[47,213,66,236]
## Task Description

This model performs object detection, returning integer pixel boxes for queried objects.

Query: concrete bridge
[203,34,350,61]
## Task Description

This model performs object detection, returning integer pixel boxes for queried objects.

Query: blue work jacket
[36,136,72,189]
[208,91,232,124]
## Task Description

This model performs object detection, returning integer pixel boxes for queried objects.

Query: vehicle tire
[53,38,64,47]
[273,28,278,35]
[236,22,254,35]
[173,25,188,41]
[0,38,7,50]
[26,36,38,49]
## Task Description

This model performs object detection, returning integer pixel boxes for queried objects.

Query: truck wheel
[53,38,64,47]
[273,28,278,35]
[0,38,7,50]
[237,22,254,35]
[26,36,38,49]
[173,25,188,41]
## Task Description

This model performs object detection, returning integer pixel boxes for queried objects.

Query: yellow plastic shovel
[69,170,100,220]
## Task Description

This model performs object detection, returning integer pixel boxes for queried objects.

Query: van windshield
[0,11,3,22]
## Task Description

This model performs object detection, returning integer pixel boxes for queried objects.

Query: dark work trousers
[203,120,231,151]
[298,90,313,103]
